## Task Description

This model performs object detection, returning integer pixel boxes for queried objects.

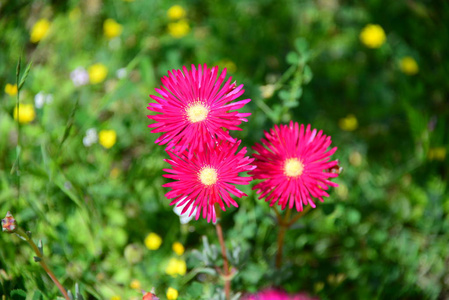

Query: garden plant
[1,1,448,299]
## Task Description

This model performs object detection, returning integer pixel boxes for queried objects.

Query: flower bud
[2,212,17,233]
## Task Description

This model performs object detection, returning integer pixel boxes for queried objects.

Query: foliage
[1,0,448,299]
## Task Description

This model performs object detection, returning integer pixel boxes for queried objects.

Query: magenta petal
[147,64,251,152]
[162,140,254,223]
[250,122,340,211]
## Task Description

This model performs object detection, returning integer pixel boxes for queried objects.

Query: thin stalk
[273,205,282,223]
[15,59,21,201]
[288,206,311,227]
[214,206,230,300]
[275,206,312,268]
[16,228,70,300]
[275,209,291,268]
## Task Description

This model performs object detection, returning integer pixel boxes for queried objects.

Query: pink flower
[147,64,251,153]
[250,122,339,211]
[244,289,289,300]
[163,140,254,223]
[242,288,319,300]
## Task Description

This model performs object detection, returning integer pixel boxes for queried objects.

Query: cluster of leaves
[1,0,448,299]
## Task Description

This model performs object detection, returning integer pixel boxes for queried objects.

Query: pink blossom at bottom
[242,288,319,300]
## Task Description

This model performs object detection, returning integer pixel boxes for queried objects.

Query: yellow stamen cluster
[199,167,218,186]
[284,158,304,178]
[186,102,209,123]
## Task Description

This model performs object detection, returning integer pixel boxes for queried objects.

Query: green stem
[16,228,70,300]
[288,206,311,227]
[275,209,291,268]
[275,206,311,268]
[15,59,21,201]
[214,205,231,300]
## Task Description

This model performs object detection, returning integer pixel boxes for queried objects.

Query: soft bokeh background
[1,0,448,299]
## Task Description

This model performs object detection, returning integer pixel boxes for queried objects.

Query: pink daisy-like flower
[250,121,339,211]
[147,64,251,153]
[163,140,255,223]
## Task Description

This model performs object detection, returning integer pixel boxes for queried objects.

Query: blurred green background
[1,0,448,299]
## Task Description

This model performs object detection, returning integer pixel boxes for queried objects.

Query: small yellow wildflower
[359,24,386,49]
[428,147,446,161]
[5,84,18,96]
[168,20,190,38]
[399,56,419,75]
[99,130,117,149]
[172,242,185,256]
[104,19,123,39]
[167,5,186,20]
[30,19,51,43]
[130,279,141,290]
[13,104,35,124]
[144,232,162,250]
[338,114,358,131]
[88,63,108,84]
[110,296,121,300]
[165,258,187,277]
[166,287,179,300]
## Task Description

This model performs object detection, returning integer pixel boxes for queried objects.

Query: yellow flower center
[186,103,209,123]
[199,167,218,186]
[284,158,304,178]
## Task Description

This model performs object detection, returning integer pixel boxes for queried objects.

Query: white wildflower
[70,67,89,87]
[83,128,98,147]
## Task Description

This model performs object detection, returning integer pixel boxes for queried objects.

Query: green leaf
[185,282,203,299]
[346,209,361,225]
[11,289,27,299]
[16,56,21,80]
[59,97,80,148]
[286,52,299,65]
[278,90,290,102]
[303,65,313,84]
[75,283,84,300]
[294,38,308,53]
[196,267,217,275]
[32,290,43,300]
[284,101,299,108]
[18,61,33,90]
